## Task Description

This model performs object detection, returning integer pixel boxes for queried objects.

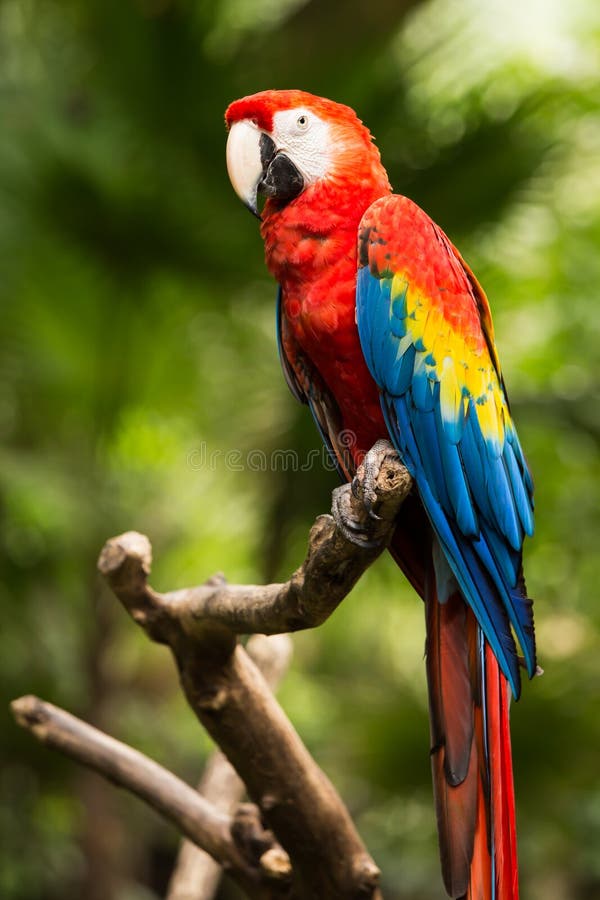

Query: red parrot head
[225,89,389,217]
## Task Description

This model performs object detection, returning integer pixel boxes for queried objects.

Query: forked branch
[13,446,412,899]
[167,633,294,900]
[10,695,284,899]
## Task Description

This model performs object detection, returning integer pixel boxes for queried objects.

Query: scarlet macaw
[225,90,535,899]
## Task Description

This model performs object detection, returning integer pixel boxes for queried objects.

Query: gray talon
[347,533,383,550]
[344,518,368,534]
[356,439,399,520]
[331,441,401,550]
[331,485,385,550]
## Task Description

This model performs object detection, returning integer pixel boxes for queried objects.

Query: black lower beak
[257,133,304,207]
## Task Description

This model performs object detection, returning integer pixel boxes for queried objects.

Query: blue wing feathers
[412,405,452,513]
[387,393,523,694]
[393,343,416,395]
[460,402,494,524]
[504,438,535,535]
[433,402,479,537]
[357,254,536,695]
[384,397,521,691]
[484,521,521,590]
[412,355,436,411]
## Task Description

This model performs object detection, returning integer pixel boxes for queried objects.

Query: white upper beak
[226,120,263,216]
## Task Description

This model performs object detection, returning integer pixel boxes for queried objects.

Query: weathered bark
[167,634,293,900]
[9,696,284,899]
[12,448,413,899]
[98,457,411,642]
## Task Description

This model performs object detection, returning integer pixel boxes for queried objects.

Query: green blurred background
[1,1,599,898]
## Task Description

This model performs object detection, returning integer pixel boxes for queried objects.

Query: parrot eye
[296,114,309,131]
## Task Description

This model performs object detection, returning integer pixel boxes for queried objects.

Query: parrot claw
[351,475,381,520]
[356,439,400,519]
[331,484,385,549]
[333,440,402,548]
[366,502,382,522]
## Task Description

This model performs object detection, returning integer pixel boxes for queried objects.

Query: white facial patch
[271,108,335,185]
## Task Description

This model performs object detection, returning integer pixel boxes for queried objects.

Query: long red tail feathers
[425,563,519,900]
[482,642,519,900]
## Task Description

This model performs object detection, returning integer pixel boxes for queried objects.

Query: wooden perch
[98,452,411,642]
[97,451,410,898]
[167,750,246,900]
[167,634,293,900]
[9,695,284,898]
[12,445,412,899]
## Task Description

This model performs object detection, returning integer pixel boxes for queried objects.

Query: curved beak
[226,120,264,218]
[226,120,305,219]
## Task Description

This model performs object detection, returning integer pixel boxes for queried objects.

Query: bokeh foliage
[1,1,599,898]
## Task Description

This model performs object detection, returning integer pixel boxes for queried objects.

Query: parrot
[225,89,535,900]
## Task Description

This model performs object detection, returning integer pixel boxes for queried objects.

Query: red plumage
[226,89,525,899]
[264,176,387,462]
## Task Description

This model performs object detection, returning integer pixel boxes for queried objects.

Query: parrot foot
[352,439,401,519]
[331,440,402,549]
[331,484,384,549]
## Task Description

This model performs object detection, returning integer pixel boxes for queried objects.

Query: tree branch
[9,695,286,898]
[96,451,411,899]
[167,634,293,900]
[98,453,411,643]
